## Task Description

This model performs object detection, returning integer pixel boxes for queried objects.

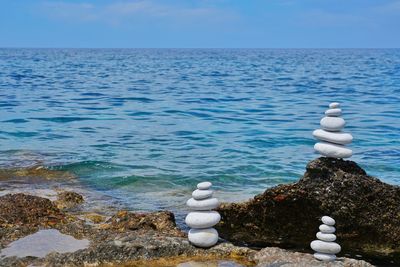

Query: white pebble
[197,181,212,190]
[192,189,213,200]
[320,117,345,132]
[314,252,336,262]
[185,211,221,229]
[186,198,219,210]
[329,102,340,108]
[314,142,353,158]
[311,240,341,254]
[321,216,335,226]
[188,228,219,248]
[319,224,336,234]
[316,232,336,242]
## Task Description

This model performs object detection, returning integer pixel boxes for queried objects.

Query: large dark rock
[216,157,400,264]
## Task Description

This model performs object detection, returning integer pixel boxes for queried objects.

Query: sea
[0,48,399,215]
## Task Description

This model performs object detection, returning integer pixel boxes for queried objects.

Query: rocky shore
[0,158,393,266]
[216,157,400,265]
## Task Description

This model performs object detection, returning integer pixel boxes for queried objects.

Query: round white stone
[188,228,219,248]
[320,117,345,132]
[314,142,352,158]
[186,198,219,210]
[192,189,213,200]
[311,240,341,254]
[321,216,336,226]
[325,108,342,117]
[314,252,336,262]
[185,211,221,229]
[197,182,212,190]
[329,102,340,109]
[319,224,336,234]
[317,232,336,242]
[313,129,353,145]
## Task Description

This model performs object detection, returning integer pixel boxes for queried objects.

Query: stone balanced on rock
[313,102,353,158]
[186,181,220,248]
[310,216,341,261]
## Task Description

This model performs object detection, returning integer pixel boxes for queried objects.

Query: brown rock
[106,210,185,237]
[0,193,65,227]
[216,157,400,264]
[55,191,84,210]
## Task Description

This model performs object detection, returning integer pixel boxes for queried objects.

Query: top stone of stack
[313,103,353,158]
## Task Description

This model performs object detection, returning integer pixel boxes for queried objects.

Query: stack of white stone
[310,216,341,262]
[185,181,220,248]
[313,102,353,158]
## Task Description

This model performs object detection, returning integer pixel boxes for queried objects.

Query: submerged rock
[216,157,400,263]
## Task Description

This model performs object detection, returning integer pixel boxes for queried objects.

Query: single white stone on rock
[311,240,341,254]
[314,142,352,158]
[325,108,342,117]
[321,216,335,226]
[320,117,345,132]
[316,232,336,242]
[313,129,353,145]
[188,228,219,248]
[314,252,336,262]
[185,211,221,229]
[187,197,219,210]
[329,102,340,109]
[319,224,336,234]
[197,182,212,190]
[192,189,213,200]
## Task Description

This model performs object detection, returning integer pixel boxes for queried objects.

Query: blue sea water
[0,48,399,212]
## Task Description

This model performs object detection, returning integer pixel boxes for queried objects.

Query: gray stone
[313,129,353,145]
[197,182,212,190]
[192,189,213,200]
[316,232,336,242]
[314,252,336,262]
[321,216,335,226]
[185,211,221,229]
[325,108,342,117]
[188,228,219,248]
[319,224,335,234]
[314,142,352,158]
[310,240,341,254]
[187,198,219,210]
[329,102,340,109]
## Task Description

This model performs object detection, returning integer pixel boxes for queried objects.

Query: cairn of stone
[313,102,353,158]
[310,216,341,262]
[185,181,220,248]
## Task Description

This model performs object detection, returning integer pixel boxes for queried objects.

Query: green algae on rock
[216,157,400,264]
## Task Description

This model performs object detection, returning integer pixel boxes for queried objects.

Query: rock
[329,102,340,108]
[0,193,65,227]
[54,191,84,210]
[314,142,352,158]
[197,182,212,190]
[313,129,353,145]
[322,215,335,225]
[311,240,341,254]
[192,189,213,200]
[216,157,400,264]
[185,211,221,229]
[317,232,336,242]
[320,117,346,132]
[188,228,219,248]
[319,224,335,233]
[313,252,336,262]
[106,210,184,237]
[325,108,342,117]
[187,198,219,210]
[253,247,373,267]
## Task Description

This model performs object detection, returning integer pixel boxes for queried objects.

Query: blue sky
[0,0,399,48]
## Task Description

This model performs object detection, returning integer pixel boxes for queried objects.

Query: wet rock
[216,157,400,264]
[0,193,65,227]
[0,166,75,181]
[106,210,184,237]
[54,191,84,210]
[253,247,373,267]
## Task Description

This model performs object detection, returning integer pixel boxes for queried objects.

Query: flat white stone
[185,211,221,229]
[187,198,219,210]
[321,216,336,226]
[314,142,352,158]
[197,182,212,190]
[317,232,336,242]
[319,224,336,234]
[192,189,213,200]
[325,108,342,117]
[313,129,353,145]
[320,117,345,132]
[188,228,219,248]
[329,102,340,109]
[314,252,336,262]
[311,240,341,254]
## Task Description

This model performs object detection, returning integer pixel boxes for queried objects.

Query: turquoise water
[0,49,399,211]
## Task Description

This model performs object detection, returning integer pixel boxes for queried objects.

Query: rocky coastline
[1,157,397,266]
